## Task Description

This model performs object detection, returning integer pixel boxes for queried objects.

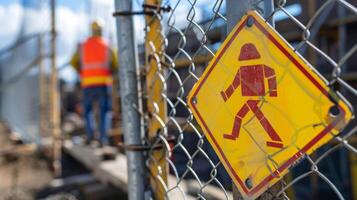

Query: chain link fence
[0,33,51,144]
[116,0,357,199]
[0,0,54,144]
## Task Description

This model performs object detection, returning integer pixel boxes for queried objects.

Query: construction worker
[70,20,118,147]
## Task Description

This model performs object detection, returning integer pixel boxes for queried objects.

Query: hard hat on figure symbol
[238,43,261,60]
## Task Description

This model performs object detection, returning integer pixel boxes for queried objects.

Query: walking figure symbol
[220,43,283,148]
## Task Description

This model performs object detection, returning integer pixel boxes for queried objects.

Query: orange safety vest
[80,37,112,88]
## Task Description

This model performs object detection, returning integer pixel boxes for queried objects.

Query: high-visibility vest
[80,37,112,88]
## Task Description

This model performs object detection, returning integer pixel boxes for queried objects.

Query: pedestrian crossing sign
[187,11,353,199]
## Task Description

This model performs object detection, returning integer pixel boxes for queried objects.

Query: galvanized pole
[227,0,274,32]
[226,0,248,32]
[226,0,283,199]
[263,0,275,26]
[114,1,146,200]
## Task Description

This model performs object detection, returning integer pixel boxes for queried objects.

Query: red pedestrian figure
[220,43,283,148]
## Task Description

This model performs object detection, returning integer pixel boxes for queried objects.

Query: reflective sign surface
[187,11,353,199]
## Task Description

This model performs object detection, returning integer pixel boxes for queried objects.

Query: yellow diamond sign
[187,11,353,199]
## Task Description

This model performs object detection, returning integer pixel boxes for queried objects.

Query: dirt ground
[0,124,53,200]
[0,154,53,200]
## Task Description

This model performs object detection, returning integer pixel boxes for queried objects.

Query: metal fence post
[114,1,146,200]
[227,0,274,32]
[226,0,283,199]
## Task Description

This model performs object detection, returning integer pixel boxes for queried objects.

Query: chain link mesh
[0,34,50,143]
[137,0,357,199]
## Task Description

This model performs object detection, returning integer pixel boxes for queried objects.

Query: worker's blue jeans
[82,86,111,145]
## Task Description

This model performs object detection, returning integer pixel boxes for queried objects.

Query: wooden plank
[63,141,195,199]
[96,155,129,191]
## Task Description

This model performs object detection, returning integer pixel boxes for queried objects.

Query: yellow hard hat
[91,20,104,36]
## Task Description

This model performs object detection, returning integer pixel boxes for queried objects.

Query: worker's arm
[264,65,277,97]
[221,69,241,101]
[110,48,119,73]
[70,49,81,73]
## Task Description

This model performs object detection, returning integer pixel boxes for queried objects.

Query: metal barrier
[115,0,357,199]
